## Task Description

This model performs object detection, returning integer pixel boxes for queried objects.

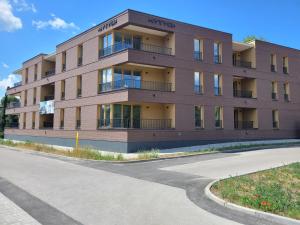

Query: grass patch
[211,162,300,220]
[0,139,124,161]
[137,149,160,160]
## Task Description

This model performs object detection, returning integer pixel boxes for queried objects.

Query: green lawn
[211,162,300,220]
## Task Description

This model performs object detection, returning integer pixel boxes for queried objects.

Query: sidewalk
[0,192,40,225]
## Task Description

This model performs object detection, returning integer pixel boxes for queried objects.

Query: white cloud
[0,74,20,90]
[2,62,9,69]
[0,0,22,32]
[32,14,79,30]
[12,0,36,13]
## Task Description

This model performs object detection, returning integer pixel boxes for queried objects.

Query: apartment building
[5,9,300,152]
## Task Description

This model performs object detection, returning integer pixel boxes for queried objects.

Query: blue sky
[0,0,299,98]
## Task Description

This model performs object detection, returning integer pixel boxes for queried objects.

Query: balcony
[272,92,277,100]
[34,73,37,81]
[77,89,82,97]
[194,85,203,94]
[60,121,64,129]
[98,119,172,130]
[32,122,35,129]
[194,51,203,61]
[283,66,288,74]
[77,57,82,67]
[44,95,54,101]
[43,70,55,78]
[61,92,65,100]
[8,81,22,89]
[62,64,66,72]
[98,79,172,93]
[7,101,21,109]
[42,121,53,129]
[233,60,252,69]
[99,42,172,59]
[234,121,254,129]
[233,89,253,98]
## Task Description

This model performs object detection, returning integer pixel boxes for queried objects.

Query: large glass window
[133,71,141,88]
[194,72,203,93]
[215,106,223,128]
[194,39,202,60]
[113,104,122,127]
[214,74,222,96]
[195,106,203,128]
[101,68,112,91]
[214,42,222,63]
[133,105,141,128]
[99,104,111,127]
[101,33,112,56]
[123,105,131,128]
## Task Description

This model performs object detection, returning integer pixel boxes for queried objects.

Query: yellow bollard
[75,131,79,150]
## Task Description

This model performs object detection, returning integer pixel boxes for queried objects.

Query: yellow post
[75,131,79,150]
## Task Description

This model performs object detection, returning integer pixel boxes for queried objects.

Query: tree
[243,35,266,43]
[0,95,19,137]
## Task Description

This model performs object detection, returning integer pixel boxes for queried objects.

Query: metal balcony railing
[195,119,203,128]
[77,57,82,67]
[5,122,19,128]
[272,92,277,100]
[62,64,66,72]
[77,89,82,97]
[76,120,81,129]
[194,51,203,61]
[273,121,279,129]
[284,94,289,102]
[43,70,55,78]
[99,42,172,58]
[214,55,222,64]
[214,87,222,96]
[233,60,252,69]
[194,85,203,94]
[215,120,223,128]
[97,119,172,130]
[32,122,35,129]
[234,121,255,129]
[7,101,21,109]
[61,92,65,100]
[233,89,253,98]
[34,73,37,81]
[271,64,276,72]
[44,95,54,101]
[283,66,288,74]
[98,79,172,93]
[60,121,64,129]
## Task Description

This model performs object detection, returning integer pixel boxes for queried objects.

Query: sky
[0,0,299,97]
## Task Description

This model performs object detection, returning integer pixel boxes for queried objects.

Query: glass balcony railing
[233,89,253,98]
[234,121,255,129]
[43,70,56,78]
[97,118,172,130]
[99,42,172,58]
[233,60,252,69]
[98,79,172,93]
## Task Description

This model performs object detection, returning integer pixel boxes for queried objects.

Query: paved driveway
[0,146,299,225]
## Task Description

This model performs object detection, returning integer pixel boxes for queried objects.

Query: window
[194,39,203,61]
[194,72,203,94]
[76,107,81,129]
[214,74,222,96]
[60,109,64,129]
[271,81,278,100]
[62,51,66,72]
[283,82,290,102]
[195,106,204,128]
[270,54,277,72]
[61,80,65,100]
[77,45,83,66]
[32,112,36,129]
[98,104,111,128]
[34,64,38,81]
[214,42,222,63]
[33,88,37,104]
[23,112,26,129]
[272,110,279,129]
[25,68,28,84]
[215,106,223,128]
[99,33,113,57]
[99,68,112,92]
[77,75,82,97]
[24,90,27,106]
[283,57,289,74]
[113,104,122,127]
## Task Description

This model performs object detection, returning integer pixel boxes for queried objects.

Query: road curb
[205,180,300,225]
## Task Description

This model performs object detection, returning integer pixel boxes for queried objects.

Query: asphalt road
[0,146,299,225]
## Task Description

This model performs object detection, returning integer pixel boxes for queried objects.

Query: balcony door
[123,105,131,128]
[133,105,141,128]
[133,36,142,50]
[234,108,239,129]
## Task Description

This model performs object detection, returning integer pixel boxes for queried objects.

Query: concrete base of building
[4,133,300,153]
